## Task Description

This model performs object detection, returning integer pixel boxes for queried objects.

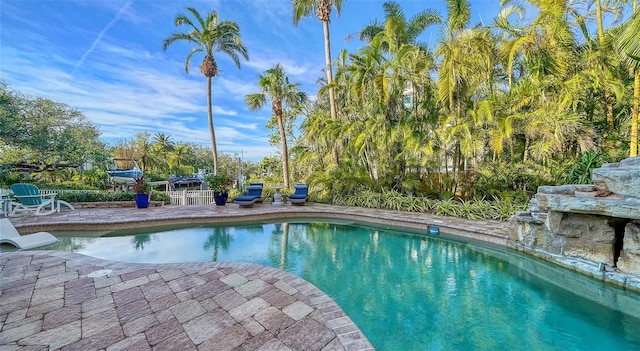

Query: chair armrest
[14,193,56,200]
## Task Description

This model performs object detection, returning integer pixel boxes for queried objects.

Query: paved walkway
[1,203,510,350]
[1,251,369,351]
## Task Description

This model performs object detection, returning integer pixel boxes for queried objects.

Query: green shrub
[56,190,172,205]
[151,192,171,204]
[562,151,610,185]
[57,190,132,202]
[335,191,528,221]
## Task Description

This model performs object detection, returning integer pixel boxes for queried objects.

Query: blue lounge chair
[234,183,263,208]
[9,183,74,216]
[288,184,309,205]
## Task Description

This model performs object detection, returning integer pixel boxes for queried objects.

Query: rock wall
[619,221,640,273]
[509,209,617,266]
[509,157,640,276]
[548,211,616,266]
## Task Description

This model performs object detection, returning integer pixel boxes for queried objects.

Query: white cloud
[216,77,258,97]
[243,55,314,78]
[0,0,340,161]
[74,0,135,73]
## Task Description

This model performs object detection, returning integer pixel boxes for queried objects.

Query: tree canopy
[0,82,104,173]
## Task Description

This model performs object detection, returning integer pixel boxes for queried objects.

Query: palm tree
[591,0,629,133]
[292,0,344,122]
[617,3,640,156]
[162,7,249,176]
[152,132,174,173]
[357,1,440,51]
[153,133,174,156]
[246,64,308,189]
[169,144,192,175]
[133,132,154,172]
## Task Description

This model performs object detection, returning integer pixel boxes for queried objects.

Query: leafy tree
[246,64,307,189]
[162,7,249,176]
[0,83,104,176]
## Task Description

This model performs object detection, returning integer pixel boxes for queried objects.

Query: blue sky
[1,0,504,161]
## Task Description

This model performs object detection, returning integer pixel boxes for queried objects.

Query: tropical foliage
[132,176,151,194]
[333,190,527,221]
[203,173,234,192]
[291,0,640,204]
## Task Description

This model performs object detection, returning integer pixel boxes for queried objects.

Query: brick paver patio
[0,251,372,350]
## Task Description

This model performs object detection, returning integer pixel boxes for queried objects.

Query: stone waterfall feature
[509,157,640,281]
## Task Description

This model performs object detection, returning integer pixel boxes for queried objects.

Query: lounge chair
[9,183,74,216]
[288,184,309,205]
[0,218,58,249]
[234,183,263,208]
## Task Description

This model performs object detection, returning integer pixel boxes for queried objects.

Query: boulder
[618,221,640,273]
[547,212,616,266]
[534,192,640,220]
[592,157,640,199]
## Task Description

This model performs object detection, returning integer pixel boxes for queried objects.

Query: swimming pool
[47,221,640,350]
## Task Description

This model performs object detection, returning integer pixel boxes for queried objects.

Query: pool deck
[1,203,510,350]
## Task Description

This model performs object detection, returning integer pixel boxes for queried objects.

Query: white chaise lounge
[0,218,58,249]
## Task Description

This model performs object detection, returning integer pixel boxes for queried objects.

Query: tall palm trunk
[596,0,615,132]
[632,72,639,157]
[631,2,640,157]
[605,89,614,133]
[323,21,337,121]
[207,76,219,175]
[274,99,290,189]
[322,18,341,166]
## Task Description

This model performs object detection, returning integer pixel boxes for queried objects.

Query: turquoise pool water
[48,222,640,350]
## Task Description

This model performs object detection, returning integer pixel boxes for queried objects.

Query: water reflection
[53,236,95,252]
[203,227,232,262]
[270,222,289,270]
[132,234,151,251]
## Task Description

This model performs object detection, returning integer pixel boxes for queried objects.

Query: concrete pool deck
[0,203,509,350]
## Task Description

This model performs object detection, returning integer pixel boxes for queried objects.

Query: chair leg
[56,200,75,212]
[9,202,25,217]
[34,200,57,216]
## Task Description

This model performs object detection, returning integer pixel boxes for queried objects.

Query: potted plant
[204,173,234,206]
[132,176,151,208]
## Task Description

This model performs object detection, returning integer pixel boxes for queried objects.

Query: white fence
[166,190,217,206]
[1,188,218,206]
